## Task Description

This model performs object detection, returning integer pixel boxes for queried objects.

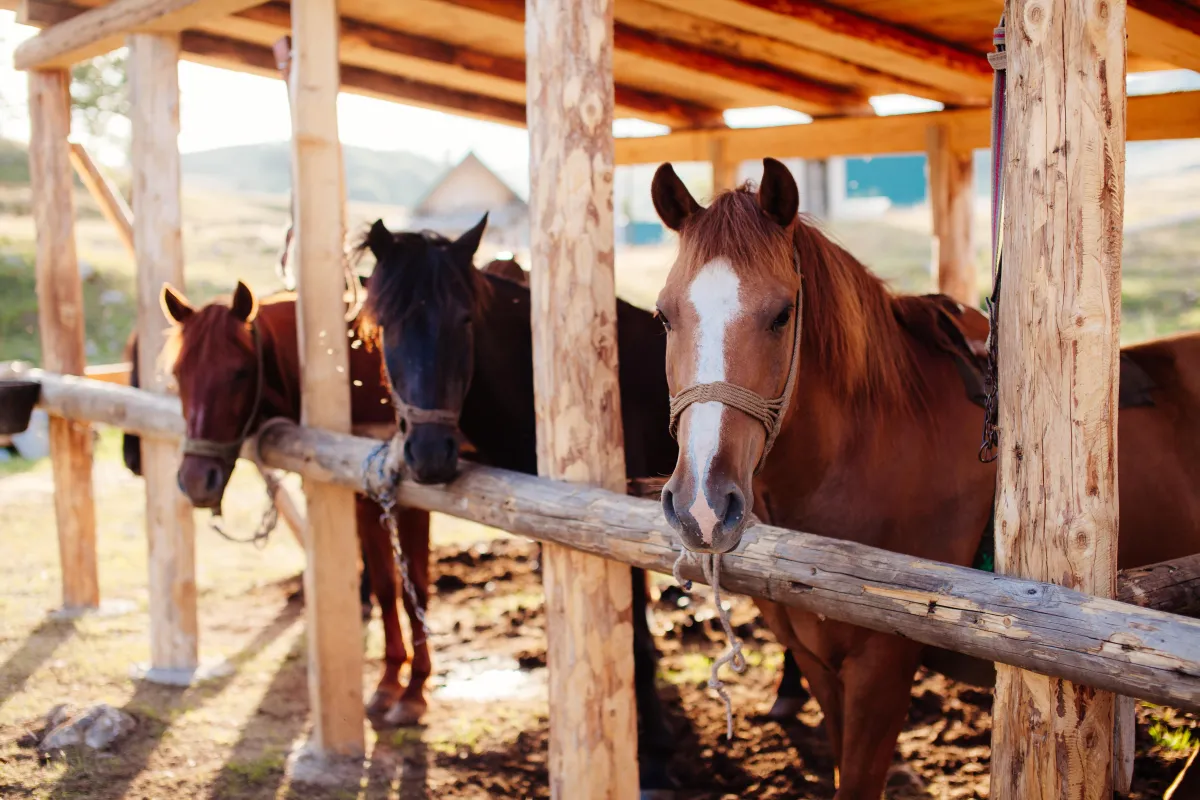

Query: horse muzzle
[402,422,460,485]
[177,455,231,509]
[661,475,747,555]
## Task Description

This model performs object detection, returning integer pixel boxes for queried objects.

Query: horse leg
[832,633,923,800]
[766,649,811,721]
[386,506,432,727]
[360,538,374,621]
[630,566,676,794]
[358,495,408,719]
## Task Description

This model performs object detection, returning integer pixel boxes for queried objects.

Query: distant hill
[181,142,444,207]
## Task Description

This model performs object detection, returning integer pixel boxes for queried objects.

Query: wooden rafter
[436,0,873,115]
[239,2,725,127]
[660,0,992,102]
[1127,0,1200,72]
[614,90,1200,164]
[180,31,528,126]
[12,0,264,69]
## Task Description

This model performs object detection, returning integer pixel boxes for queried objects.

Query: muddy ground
[0,451,1197,799]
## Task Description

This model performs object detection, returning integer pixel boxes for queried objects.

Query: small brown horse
[652,158,1200,797]
[481,255,528,285]
[159,281,433,726]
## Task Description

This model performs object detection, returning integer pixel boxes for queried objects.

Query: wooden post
[69,141,135,260]
[801,159,829,219]
[128,33,198,678]
[927,123,975,306]
[991,0,1126,798]
[28,68,99,611]
[709,136,737,195]
[526,0,638,797]
[290,0,364,758]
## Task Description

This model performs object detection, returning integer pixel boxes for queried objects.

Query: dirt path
[0,457,1196,798]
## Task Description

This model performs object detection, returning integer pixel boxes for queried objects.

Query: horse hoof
[366,689,400,718]
[383,699,427,727]
[766,695,808,721]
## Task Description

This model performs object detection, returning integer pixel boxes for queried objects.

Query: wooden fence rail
[26,370,1200,712]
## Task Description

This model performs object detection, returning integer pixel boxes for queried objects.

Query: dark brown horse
[481,255,527,285]
[158,282,433,726]
[651,158,1200,798]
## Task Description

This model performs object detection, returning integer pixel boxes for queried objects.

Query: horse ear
[758,157,799,228]
[451,213,488,264]
[161,283,194,324]
[367,219,393,261]
[651,163,702,232]
[231,280,259,323]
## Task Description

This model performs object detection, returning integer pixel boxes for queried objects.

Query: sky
[1,9,1198,194]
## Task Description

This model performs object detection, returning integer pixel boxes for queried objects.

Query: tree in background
[71,49,130,164]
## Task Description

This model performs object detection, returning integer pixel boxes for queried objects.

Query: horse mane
[688,188,922,415]
[357,228,492,337]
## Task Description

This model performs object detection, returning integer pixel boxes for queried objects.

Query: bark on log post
[526,0,639,796]
[289,0,364,758]
[25,373,1200,711]
[129,33,198,677]
[991,1,1127,797]
[27,69,98,611]
[926,123,975,307]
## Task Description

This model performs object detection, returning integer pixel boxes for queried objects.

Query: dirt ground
[1,439,1197,799]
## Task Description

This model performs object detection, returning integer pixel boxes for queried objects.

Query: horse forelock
[360,228,492,339]
[677,187,921,418]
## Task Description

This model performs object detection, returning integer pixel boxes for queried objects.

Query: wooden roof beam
[436,0,873,116]
[240,2,725,128]
[13,0,265,69]
[1127,0,1200,72]
[665,0,992,102]
[615,90,1200,164]
[180,31,528,126]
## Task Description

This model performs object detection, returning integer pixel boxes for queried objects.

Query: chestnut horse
[651,158,1200,797]
[158,282,433,726]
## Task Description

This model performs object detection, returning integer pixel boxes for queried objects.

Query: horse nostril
[720,486,745,533]
[403,438,415,465]
[442,436,456,464]
[205,466,221,494]
[661,488,681,531]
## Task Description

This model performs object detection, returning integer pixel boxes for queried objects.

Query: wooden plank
[614,90,1200,164]
[179,30,527,126]
[526,0,639,797]
[613,0,982,107]
[926,123,975,307]
[991,0,1127,797]
[128,33,198,675]
[28,372,1200,710]
[1115,695,1137,795]
[239,1,722,128]
[84,362,132,384]
[709,137,737,194]
[1117,552,1200,615]
[654,0,992,101]
[68,141,135,260]
[289,0,364,758]
[27,69,98,611]
[13,0,264,69]
[1127,0,1200,72]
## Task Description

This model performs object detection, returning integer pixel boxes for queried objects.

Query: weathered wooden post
[289,0,365,760]
[926,123,975,306]
[28,68,99,612]
[991,0,1126,797]
[526,0,639,797]
[710,135,737,194]
[128,32,199,680]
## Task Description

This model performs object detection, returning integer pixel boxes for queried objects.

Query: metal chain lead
[363,442,430,646]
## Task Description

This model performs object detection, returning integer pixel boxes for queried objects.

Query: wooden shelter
[10,0,1200,796]
[408,151,528,249]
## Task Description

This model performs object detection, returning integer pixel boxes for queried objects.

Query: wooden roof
[10,0,1200,143]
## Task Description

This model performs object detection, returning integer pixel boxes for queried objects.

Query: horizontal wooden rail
[26,371,1200,711]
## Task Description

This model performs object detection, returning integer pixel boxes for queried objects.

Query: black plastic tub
[0,379,41,436]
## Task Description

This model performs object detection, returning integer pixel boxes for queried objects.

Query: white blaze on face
[684,258,741,544]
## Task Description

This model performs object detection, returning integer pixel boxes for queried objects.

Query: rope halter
[667,250,803,475]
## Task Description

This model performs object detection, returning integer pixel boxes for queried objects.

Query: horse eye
[655,309,671,332]
[771,306,793,332]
